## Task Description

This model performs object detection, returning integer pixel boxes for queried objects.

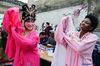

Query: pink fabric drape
[3,7,40,66]
[54,16,98,66]
[55,16,71,47]
[3,7,21,58]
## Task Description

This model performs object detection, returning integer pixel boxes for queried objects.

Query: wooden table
[38,46,53,62]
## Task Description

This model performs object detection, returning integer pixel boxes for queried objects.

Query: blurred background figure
[1,23,8,51]
[92,41,100,66]
[0,23,8,63]
[54,25,58,31]
[0,23,3,31]
[46,30,56,48]
[40,22,45,31]
[0,32,3,60]
[0,23,3,32]
[39,32,48,45]
[44,22,53,37]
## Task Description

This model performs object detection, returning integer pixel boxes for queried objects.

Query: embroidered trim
[68,32,90,42]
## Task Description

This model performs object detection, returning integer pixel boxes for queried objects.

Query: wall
[35,5,87,33]
[28,0,83,12]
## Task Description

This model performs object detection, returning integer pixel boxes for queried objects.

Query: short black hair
[39,32,46,36]
[85,14,98,32]
[46,22,50,25]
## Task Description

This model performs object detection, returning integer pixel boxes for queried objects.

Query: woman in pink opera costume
[51,14,98,66]
[3,4,40,66]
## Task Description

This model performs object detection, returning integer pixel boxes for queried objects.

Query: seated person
[46,30,56,47]
[39,32,48,45]
[0,32,3,60]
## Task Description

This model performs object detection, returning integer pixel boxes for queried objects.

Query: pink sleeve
[3,7,21,58]
[55,16,71,47]
[3,7,21,33]
[11,27,39,50]
[64,34,98,55]
[5,35,16,58]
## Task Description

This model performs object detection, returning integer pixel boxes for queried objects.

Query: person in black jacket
[1,23,8,51]
[44,22,53,37]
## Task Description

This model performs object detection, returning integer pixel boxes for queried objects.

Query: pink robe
[3,7,40,66]
[52,16,98,66]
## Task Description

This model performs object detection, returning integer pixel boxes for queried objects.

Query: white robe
[51,16,75,66]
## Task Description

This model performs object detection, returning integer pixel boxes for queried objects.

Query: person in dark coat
[44,22,53,37]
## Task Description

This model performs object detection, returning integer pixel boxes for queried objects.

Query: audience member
[46,30,56,47]
[39,32,48,45]
[44,22,53,37]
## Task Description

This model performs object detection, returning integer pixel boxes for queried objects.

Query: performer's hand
[63,21,66,33]
[62,18,68,33]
